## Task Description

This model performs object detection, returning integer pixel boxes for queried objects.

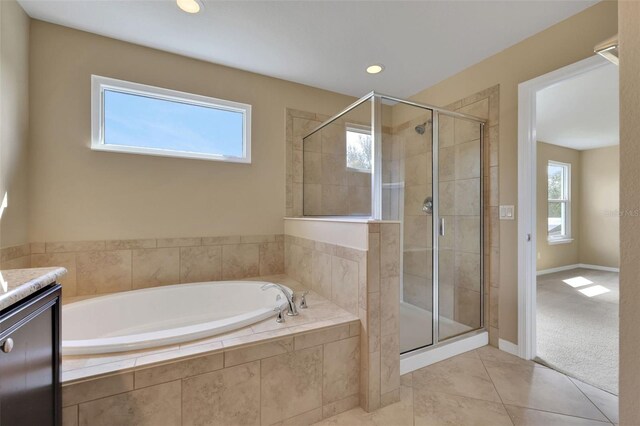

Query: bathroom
[0,1,634,425]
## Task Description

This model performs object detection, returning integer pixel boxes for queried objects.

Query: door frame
[517,54,611,359]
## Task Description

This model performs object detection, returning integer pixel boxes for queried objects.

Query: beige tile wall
[285,223,401,413]
[62,321,360,426]
[444,86,500,345]
[287,108,374,217]
[0,243,31,270]
[25,235,284,298]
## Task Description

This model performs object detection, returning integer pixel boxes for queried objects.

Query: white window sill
[548,238,573,245]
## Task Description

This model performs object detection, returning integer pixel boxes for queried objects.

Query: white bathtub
[62,281,289,355]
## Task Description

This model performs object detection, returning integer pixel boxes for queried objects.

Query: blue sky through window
[104,90,244,157]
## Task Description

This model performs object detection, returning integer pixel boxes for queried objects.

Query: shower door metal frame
[302,92,486,353]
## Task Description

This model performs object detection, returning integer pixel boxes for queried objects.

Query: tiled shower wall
[0,235,284,297]
[302,117,372,216]
[285,222,401,412]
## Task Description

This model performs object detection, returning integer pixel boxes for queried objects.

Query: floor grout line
[477,351,516,426]
[566,375,617,424]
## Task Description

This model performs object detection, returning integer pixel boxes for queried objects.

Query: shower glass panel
[437,115,483,341]
[380,100,434,353]
[302,99,372,216]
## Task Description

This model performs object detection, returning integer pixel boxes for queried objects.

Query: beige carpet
[536,267,618,395]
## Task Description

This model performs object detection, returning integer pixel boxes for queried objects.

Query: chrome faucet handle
[299,291,309,309]
[273,306,286,323]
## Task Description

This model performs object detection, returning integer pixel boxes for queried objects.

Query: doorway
[518,55,619,394]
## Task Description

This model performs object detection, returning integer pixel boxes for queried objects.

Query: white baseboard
[578,263,620,273]
[537,263,619,276]
[536,264,580,276]
[400,331,488,375]
[498,339,520,357]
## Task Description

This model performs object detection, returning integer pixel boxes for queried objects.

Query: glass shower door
[437,113,483,341]
[383,103,434,353]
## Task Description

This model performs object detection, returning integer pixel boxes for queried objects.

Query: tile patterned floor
[315,346,619,426]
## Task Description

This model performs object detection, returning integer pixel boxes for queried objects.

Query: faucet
[261,283,298,316]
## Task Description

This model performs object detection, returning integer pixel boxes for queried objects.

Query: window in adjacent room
[345,125,372,172]
[547,160,571,242]
[91,75,251,163]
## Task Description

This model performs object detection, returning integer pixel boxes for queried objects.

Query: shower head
[415,121,429,135]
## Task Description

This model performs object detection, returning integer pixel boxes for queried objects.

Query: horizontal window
[91,75,251,163]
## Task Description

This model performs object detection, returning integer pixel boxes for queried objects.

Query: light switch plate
[499,205,515,220]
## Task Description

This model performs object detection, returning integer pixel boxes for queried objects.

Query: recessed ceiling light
[366,64,384,74]
[177,0,203,14]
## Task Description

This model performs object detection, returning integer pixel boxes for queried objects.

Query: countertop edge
[0,267,67,312]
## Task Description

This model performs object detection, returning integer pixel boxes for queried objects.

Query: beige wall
[0,0,30,248]
[536,143,620,271]
[579,145,619,268]
[619,1,640,422]
[28,21,356,243]
[404,1,617,343]
[536,142,581,270]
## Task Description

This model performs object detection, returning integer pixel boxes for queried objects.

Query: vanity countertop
[0,267,67,312]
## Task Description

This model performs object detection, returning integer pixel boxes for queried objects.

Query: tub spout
[261,283,298,316]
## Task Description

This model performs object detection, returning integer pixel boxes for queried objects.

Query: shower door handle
[439,217,445,237]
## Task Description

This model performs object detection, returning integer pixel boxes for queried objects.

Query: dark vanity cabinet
[0,284,62,426]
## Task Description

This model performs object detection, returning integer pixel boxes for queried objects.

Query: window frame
[91,75,252,163]
[345,123,373,173]
[547,160,572,244]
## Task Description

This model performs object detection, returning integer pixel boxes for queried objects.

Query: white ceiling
[19,0,598,98]
[536,60,618,151]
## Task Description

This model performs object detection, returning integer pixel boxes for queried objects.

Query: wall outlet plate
[499,205,515,220]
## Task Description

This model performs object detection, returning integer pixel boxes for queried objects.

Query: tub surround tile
[179,245,222,283]
[105,239,156,250]
[62,405,78,426]
[322,395,360,419]
[0,243,31,262]
[261,346,323,425]
[295,324,350,351]
[223,243,260,280]
[277,408,324,426]
[202,235,242,246]
[331,256,359,315]
[183,361,261,426]
[224,337,293,367]
[31,252,77,296]
[78,380,181,426]
[380,333,400,396]
[46,240,106,254]
[134,351,224,388]
[132,247,180,289]
[157,237,202,248]
[76,250,132,295]
[323,336,360,404]
[259,241,285,276]
[63,372,134,407]
[241,234,277,244]
[62,359,138,384]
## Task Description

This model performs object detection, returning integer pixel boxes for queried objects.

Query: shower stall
[302,92,485,356]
